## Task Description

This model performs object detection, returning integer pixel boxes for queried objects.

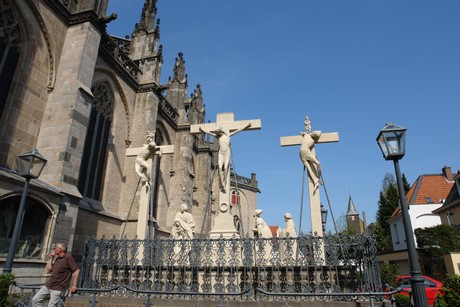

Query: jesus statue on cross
[299,117,322,191]
[191,112,261,238]
[199,123,251,192]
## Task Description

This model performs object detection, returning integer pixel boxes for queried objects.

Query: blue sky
[106,0,460,232]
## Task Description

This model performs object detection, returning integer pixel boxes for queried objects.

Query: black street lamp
[321,204,328,232]
[376,123,428,307]
[3,149,47,275]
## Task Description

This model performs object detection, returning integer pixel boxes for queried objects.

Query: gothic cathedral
[0,0,259,279]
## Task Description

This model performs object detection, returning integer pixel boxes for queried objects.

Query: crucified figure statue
[135,131,162,184]
[299,117,322,191]
[199,123,251,192]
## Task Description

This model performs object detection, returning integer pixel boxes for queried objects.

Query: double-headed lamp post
[3,149,47,275]
[376,123,428,307]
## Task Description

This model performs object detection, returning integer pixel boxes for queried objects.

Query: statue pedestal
[135,180,150,262]
[308,178,325,264]
[209,188,239,239]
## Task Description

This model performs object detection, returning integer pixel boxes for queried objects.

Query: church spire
[346,195,365,234]
[173,52,187,83]
[346,196,359,216]
[129,0,162,82]
[135,0,158,32]
[188,84,205,125]
[166,52,188,116]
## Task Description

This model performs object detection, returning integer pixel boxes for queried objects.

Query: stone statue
[170,217,193,264]
[278,212,298,263]
[173,203,195,239]
[135,131,162,184]
[252,209,272,238]
[199,123,251,192]
[18,234,41,257]
[252,209,273,263]
[171,217,194,240]
[170,204,195,264]
[299,117,322,191]
[278,212,297,238]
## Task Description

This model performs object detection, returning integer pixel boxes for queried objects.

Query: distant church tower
[346,196,366,234]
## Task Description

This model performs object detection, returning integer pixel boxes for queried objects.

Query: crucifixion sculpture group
[134,112,338,244]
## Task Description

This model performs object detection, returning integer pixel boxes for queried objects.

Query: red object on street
[392,275,445,306]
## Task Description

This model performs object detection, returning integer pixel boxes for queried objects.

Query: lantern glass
[376,122,406,160]
[321,205,328,225]
[17,149,47,179]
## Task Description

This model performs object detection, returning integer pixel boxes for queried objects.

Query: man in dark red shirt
[32,242,80,306]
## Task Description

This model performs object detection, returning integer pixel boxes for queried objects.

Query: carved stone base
[209,202,239,239]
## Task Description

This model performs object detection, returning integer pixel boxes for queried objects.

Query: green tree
[374,173,410,252]
[415,224,460,257]
[334,214,353,234]
[0,274,14,306]
[370,221,392,252]
[394,294,410,307]
[435,274,460,307]
[380,263,400,286]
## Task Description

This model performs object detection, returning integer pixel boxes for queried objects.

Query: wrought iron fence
[79,233,383,303]
[10,283,66,307]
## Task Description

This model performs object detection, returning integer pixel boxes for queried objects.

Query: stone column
[37,22,101,197]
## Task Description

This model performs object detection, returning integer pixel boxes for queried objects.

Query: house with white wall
[389,166,454,251]
[378,167,455,277]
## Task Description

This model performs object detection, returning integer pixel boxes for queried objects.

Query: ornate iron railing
[79,233,383,303]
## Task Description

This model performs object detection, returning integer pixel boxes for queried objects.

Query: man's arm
[45,252,56,272]
[70,268,80,293]
[45,258,53,272]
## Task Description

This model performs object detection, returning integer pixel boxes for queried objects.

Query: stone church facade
[0,0,259,280]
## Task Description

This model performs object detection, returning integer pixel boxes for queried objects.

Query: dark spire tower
[130,0,162,84]
[346,196,364,234]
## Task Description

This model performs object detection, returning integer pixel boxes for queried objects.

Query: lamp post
[376,122,428,307]
[3,149,47,275]
[321,204,328,233]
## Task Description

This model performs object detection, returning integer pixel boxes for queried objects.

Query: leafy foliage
[376,174,399,227]
[370,222,392,252]
[380,263,400,286]
[334,214,348,234]
[0,274,14,306]
[394,293,410,307]
[435,274,460,307]
[415,225,460,257]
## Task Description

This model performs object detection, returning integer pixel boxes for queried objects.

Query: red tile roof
[269,225,278,237]
[391,173,454,219]
[408,174,454,205]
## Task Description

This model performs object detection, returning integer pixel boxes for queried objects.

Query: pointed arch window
[78,83,113,200]
[0,0,21,119]
[0,196,51,258]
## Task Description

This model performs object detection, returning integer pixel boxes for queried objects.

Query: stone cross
[126,143,174,240]
[191,112,261,238]
[280,117,339,261]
